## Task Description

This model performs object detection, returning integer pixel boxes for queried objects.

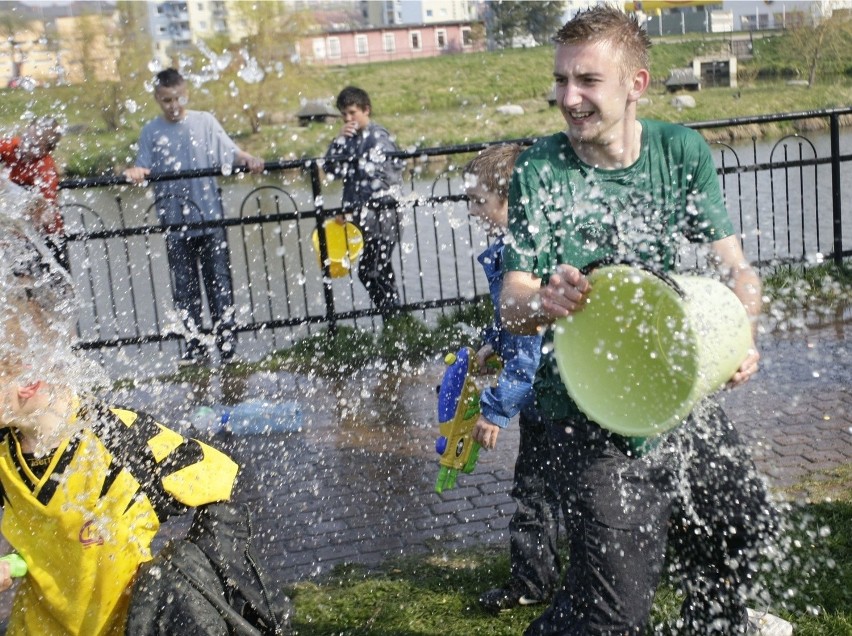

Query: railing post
[829,112,843,266]
[308,160,337,332]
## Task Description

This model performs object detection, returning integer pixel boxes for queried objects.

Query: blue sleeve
[479,333,541,428]
[480,321,499,351]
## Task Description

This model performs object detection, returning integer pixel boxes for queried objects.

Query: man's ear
[17,381,42,400]
[628,68,650,102]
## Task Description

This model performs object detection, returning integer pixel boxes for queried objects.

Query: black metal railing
[58,108,851,374]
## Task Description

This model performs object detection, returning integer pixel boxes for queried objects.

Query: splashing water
[237,49,265,84]
[0,182,108,453]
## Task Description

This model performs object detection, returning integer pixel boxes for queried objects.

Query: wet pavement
[0,319,849,625]
[113,318,852,584]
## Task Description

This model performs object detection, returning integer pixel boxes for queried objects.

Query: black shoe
[478,580,544,615]
[178,346,210,368]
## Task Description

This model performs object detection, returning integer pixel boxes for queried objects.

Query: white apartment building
[146,0,249,62]
[361,0,475,27]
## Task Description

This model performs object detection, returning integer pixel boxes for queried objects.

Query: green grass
[3,31,850,174]
[285,466,852,635]
[763,260,852,326]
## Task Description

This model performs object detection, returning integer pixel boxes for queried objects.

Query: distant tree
[0,11,36,83]
[224,2,317,133]
[489,0,564,48]
[489,1,526,48]
[68,14,103,84]
[525,1,564,45]
[72,2,151,131]
[786,2,852,88]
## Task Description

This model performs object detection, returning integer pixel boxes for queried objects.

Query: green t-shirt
[503,119,734,420]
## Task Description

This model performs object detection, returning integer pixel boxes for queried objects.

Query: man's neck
[571,119,643,171]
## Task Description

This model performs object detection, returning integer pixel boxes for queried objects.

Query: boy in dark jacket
[323,86,405,317]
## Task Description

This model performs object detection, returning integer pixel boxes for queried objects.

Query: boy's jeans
[165,229,236,359]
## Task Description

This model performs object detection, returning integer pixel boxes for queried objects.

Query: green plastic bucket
[553,265,752,438]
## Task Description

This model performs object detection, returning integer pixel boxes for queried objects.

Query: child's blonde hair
[463,143,524,201]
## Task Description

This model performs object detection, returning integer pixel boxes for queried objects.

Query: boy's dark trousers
[510,410,563,600]
[526,401,778,635]
[354,200,401,316]
[165,228,237,359]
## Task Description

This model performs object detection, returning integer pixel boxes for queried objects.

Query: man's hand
[540,264,591,319]
[243,155,265,174]
[472,415,500,450]
[727,347,760,388]
[123,167,150,184]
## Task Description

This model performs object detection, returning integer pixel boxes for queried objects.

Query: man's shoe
[746,609,793,636]
[478,580,543,615]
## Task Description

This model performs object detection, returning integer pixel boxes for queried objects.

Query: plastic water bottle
[190,406,227,435]
[223,400,303,435]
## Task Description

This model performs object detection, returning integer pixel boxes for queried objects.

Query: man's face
[465,182,508,237]
[340,104,371,131]
[155,83,189,122]
[553,41,641,149]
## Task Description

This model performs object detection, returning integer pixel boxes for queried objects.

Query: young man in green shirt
[501,6,790,635]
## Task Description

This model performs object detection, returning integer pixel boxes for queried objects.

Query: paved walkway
[121,319,852,583]
[0,320,849,628]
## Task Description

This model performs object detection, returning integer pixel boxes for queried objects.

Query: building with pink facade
[297,21,484,66]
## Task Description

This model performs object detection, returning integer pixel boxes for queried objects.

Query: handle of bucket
[580,258,686,299]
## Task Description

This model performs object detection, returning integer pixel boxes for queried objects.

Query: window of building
[328,37,341,58]
[426,9,433,17]
[409,31,421,50]
[313,38,326,60]
[462,27,472,47]
[383,32,395,53]
[356,34,368,56]
[436,29,447,49]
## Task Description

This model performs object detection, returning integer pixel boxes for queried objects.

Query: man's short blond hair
[554,4,651,81]
[463,143,524,201]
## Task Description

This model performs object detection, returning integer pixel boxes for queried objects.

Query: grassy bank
[286,465,852,635]
[1,32,850,175]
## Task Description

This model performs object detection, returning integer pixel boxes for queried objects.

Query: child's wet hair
[463,144,524,201]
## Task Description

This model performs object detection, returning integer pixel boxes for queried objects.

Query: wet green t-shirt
[503,119,734,420]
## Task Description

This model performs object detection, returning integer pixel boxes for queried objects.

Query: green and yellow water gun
[434,347,482,493]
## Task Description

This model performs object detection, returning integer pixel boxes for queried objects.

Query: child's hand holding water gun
[0,554,27,591]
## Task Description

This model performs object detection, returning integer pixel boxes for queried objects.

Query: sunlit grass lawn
[288,465,852,635]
